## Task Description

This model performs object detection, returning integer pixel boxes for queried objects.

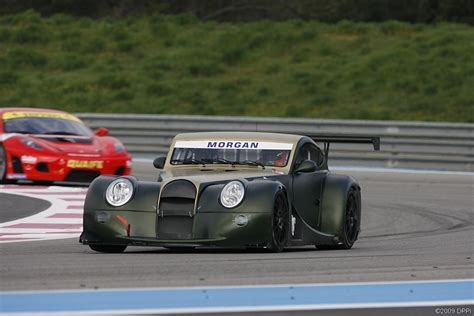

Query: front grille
[157,217,194,239]
[157,180,196,239]
[64,170,100,183]
[11,155,23,173]
[159,180,196,216]
[114,166,125,175]
[36,163,49,172]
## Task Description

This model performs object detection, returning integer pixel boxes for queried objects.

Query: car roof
[173,131,303,144]
[0,107,71,115]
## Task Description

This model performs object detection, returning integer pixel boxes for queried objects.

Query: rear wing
[306,134,380,157]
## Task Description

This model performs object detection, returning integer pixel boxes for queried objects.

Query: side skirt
[288,210,336,246]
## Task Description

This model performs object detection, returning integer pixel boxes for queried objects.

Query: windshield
[3,117,93,137]
[171,140,292,167]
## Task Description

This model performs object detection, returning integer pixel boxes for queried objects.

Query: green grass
[0,10,473,122]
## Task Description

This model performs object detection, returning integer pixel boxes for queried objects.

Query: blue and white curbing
[1,279,473,314]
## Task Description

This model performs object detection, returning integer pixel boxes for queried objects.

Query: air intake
[157,180,196,239]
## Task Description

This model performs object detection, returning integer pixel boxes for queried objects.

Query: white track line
[0,185,87,243]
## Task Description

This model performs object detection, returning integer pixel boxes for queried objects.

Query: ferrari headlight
[220,181,245,208]
[106,178,134,206]
[21,139,43,150]
[114,143,125,153]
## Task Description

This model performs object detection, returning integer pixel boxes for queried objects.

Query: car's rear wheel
[89,244,127,253]
[317,187,360,250]
[268,190,289,252]
[341,187,360,248]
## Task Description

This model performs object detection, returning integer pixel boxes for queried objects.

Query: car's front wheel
[89,244,127,253]
[0,145,17,184]
[0,145,8,183]
[268,190,289,253]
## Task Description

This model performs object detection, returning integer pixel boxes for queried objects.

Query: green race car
[80,132,379,253]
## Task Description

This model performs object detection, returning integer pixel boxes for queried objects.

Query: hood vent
[36,136,93,144]
[157,180,197,240]
[159,180,196,216]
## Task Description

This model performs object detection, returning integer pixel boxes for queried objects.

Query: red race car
[0,107,132,183]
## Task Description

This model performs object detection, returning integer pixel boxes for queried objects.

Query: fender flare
[84,175,162,213]
[197,178,290,214]
[319,173,361,238]
[247,178,291,212]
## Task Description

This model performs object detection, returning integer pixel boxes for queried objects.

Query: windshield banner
[2,111,81,122]
[175,140,293,150]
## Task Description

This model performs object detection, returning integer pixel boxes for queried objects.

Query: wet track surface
[0,162,473,291]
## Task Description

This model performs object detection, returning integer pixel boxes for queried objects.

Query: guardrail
[77,114,474,172]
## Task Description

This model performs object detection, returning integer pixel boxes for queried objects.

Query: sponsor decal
[175,140,293,150]
[67,160,104,169]
[21,155,38,164]
[6,173,27,179]
[2,111,81,122]
[207,141,258,149]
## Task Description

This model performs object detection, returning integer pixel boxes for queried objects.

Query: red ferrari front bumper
[5,150,132,182]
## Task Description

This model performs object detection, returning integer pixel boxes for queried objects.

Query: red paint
[116,215,131,237]
[0,107,132,182]
[116,215,128,225]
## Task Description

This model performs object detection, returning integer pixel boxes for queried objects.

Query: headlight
[114,143,125,153]
[21,139,43,150]
[106,178,134,206]
[220,181,245,208]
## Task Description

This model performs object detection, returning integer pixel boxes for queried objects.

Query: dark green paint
[80,133,372,251]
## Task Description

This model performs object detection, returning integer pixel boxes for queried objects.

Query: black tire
[89,244,127,253]
[0,145,17,184]
[34,180,53,186]
[268,190,290,252]
[0,145,8,184]
[317,186,360,250]
[340,187,360,249]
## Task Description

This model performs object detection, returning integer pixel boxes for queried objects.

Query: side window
[294,146,307,167]
[295,144,324,169]
[308,144,324,167]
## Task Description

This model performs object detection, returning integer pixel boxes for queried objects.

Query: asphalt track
[0,162,473,315]
[0,192,50,223]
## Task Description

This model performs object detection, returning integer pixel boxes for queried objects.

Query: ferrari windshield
[3,117,93,137]
[171,140,293,167]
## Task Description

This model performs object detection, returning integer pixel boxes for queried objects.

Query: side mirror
[294,160,317,174]
[95,127,109,137]
[153,156,166,169]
